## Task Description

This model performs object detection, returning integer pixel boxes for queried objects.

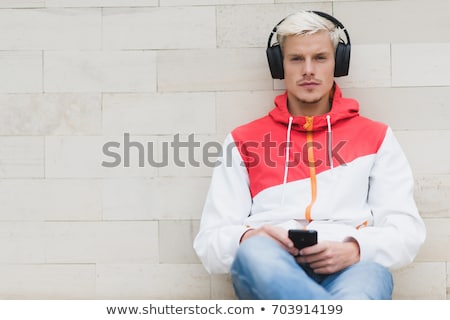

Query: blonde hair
[276,11,341,51]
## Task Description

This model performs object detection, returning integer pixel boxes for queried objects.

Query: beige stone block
[341,87,450,131]
[0,136,44,178]
[46,0,158,6]
[102,178,210,220]
[0,264,96,299]
[217,3,331,48]
[0,93,101,135]
[44,221,159,264]
[162,0,273,5]
[447,263,450,300]
[335,44,391,88]
[44,51,156,93]
[156,134,225,177]
[45,135,158,178]
[159,220,200,264]
[392,262,446,299]
[414,175,450,219]
[0,51,42,93]
[157,49,272,92]
[103,7,215,49]
[415,218,450,262]
[216,90,282,134]
[0,179,102,221]
[96,264,210,299]
[0,222,46,263]
[102,92,215,135]
[0,0,43,8]
[0,9,100,50]
[395,131,450,175]
[276,0,330,2]
[211,274,236,299]
[334,0,450,44]
[392,43,450,87]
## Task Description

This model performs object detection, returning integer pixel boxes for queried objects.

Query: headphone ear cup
[334,42,351,77]
[266,44,284,79]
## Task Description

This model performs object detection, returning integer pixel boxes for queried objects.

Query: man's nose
[303,58,314,75]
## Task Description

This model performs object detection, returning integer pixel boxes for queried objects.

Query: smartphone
[288,229,318,250]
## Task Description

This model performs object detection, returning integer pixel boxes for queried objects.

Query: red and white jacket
[194,84,426,274]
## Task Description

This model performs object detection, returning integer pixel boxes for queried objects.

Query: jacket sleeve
[193,134,253,274]
[354,127,426,269]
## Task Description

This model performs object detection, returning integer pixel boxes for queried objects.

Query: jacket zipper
[303,116,316,222]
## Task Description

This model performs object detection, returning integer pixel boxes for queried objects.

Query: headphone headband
[266,11,351,79]
[312,11,350,46]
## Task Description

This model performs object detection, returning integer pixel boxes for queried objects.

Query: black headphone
[266,11,351,79]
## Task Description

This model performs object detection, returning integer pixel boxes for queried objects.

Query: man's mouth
[298,81,320,89]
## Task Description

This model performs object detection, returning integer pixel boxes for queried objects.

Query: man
[193,11,426,299]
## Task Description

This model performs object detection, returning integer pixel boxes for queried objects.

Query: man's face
[282,31,335,112]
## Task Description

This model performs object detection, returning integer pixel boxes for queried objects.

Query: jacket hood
[269,83,359,131]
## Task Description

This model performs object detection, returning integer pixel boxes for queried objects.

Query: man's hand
[295,240,360,274]
[240,224,300,256]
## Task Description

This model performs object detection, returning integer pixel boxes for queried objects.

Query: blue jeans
[230,236,393,300]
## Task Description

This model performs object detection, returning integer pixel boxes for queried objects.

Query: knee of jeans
[360,261,393,298]
[234,236,273,263]
[231,236,280,273]
[332,261,393,300]
[364,261,392,280]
